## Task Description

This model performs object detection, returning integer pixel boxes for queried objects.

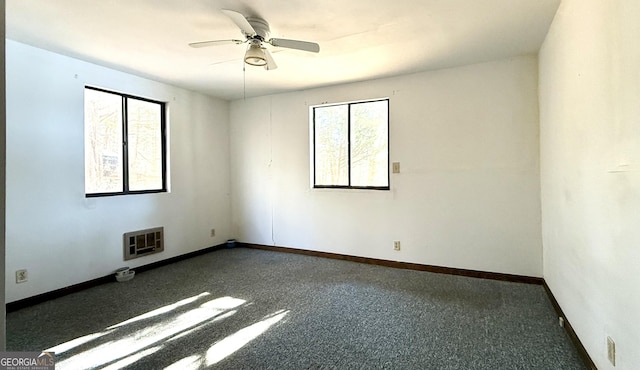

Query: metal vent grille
[123,227,164,260]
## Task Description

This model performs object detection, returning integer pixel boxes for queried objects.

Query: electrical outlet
[393,241,401,251]
[16,269,28,284]
[392,162,400,173]
[210,229,216,237]
[558,317,564,327]
[607,336,615,366]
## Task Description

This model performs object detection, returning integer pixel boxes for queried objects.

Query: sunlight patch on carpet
[52,295,245,369]
[206,310,289,366]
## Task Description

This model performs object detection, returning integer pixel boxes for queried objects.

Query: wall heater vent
[123,227,164,260]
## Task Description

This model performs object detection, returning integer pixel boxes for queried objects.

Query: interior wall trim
[5,243,227,312]
[242,243,543,284]
[242,242,595,369]
[5,240,596,369]
[542,282,597,370]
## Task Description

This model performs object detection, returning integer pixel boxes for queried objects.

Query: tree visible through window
[84,87,166,196]
[313,99,389,189]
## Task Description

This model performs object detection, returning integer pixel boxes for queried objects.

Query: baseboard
[131,243,227,274]
[6,240,596,370]
[243,243,595,368]
[6,243,227,312]
[241,243,544,285]
[543,282,597,370]
[6,274,116,313]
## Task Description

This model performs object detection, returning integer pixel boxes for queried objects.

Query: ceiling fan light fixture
[244,44,267,66]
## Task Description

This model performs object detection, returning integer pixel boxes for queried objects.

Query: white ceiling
[6,0,560,101]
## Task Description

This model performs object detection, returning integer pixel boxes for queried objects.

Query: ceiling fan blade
[221,9,256,36]
[269,38,320,53]
[263,48,278,70]
[189,39,245,48]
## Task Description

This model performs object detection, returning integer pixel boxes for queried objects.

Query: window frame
[84,86,168,197]
[312,98,390,191]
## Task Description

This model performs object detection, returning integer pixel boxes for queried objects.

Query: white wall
[539,0,640,368]
[1,0,8,350]
[231,55,542,277]
[5,40,232,303]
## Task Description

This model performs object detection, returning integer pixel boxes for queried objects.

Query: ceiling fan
[189,9,320,70]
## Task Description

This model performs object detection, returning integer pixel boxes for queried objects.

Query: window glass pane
[84,89,123,193]
[350,101,389,187]
[314,105,349,186]
[127,98,163,191]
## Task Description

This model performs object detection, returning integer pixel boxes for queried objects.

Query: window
[84,87,167,196]
[312,99,389,189]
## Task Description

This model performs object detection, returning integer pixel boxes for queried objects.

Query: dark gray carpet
[7,247,586,369]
